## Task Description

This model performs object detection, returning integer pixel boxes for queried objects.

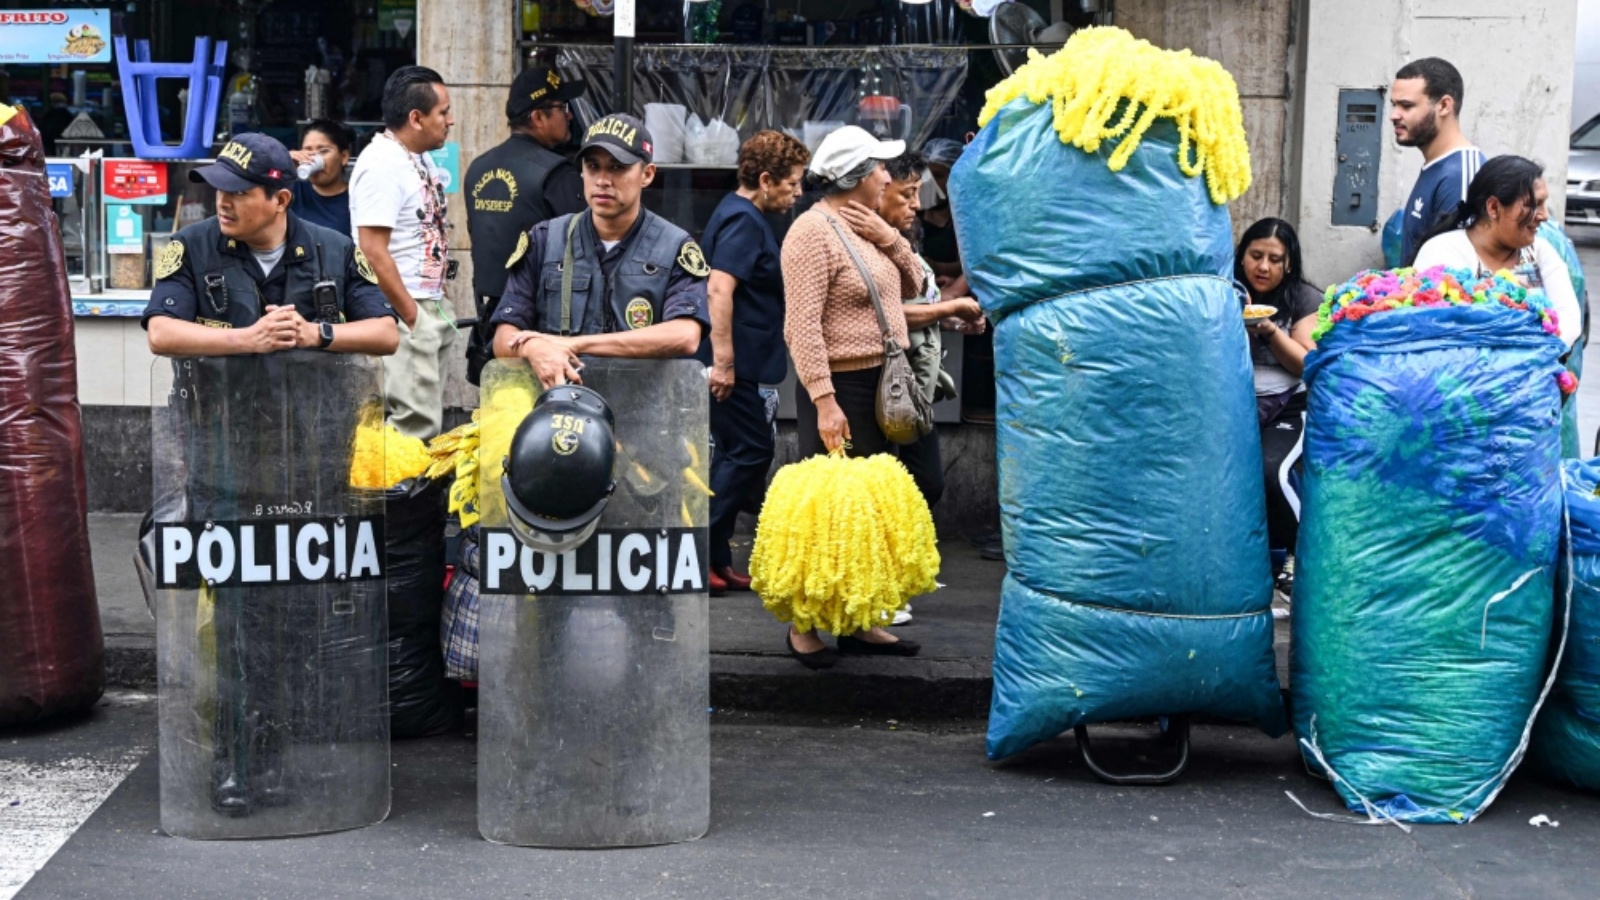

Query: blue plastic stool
[114,36,227,159]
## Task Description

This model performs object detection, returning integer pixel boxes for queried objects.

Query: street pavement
[7,693,1600,900]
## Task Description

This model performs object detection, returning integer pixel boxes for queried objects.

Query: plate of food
[1242,305,1278,322]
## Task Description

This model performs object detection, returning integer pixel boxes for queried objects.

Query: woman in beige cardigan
[778,126,925,670]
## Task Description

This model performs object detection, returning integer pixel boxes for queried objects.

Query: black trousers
[1260,390,1307,555]
[709,379,776,568]
[795,367,944,508]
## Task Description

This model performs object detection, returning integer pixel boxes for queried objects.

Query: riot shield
[150,352,389,840]
[477,358,710,847]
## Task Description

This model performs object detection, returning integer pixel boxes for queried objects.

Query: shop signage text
[0,9,111,64]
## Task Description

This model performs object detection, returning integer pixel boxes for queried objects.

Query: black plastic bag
[386,478,461,737]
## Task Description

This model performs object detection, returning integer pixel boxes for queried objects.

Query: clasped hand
[243,305,319,352]
[508,330,582,388]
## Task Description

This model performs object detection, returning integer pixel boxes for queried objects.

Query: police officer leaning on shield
[143,132,399,355]
[462,66,589,384]
[490,113,710,385]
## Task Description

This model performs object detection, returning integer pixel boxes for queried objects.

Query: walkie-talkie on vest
[312,242,339,323]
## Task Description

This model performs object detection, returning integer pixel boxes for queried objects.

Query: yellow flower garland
[348,404,432,489]
[749,452,940,636]
[978,26,1252,205]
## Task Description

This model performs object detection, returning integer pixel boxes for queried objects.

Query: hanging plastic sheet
[1291,305,1564,824]
[476,358,710,847]
[151,353,388,839]
[553,44,967,151]
[1531,458,1600,790]
[950,96,1285,762]
[0,104,103,727]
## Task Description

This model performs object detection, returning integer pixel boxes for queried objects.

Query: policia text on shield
[143,133,400,357]
[490,113,712,388]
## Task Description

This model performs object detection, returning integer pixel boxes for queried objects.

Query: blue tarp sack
[1537,221,1588,458]
[950,28,1287,762]
[1292,296,1565,824]
[1530,458,1600,790]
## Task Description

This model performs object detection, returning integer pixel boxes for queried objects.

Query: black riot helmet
[501,384,618,553]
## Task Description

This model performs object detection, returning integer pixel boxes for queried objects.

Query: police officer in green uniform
[142,133,397,817]
[462,67,589,384]
[144,133,399,354]
[491,113,710,388]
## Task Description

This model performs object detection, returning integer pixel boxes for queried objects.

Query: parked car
[1568,112,1600,226]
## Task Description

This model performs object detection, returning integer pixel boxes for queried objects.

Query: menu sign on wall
[103,159,169,206]
[0,9,111,64]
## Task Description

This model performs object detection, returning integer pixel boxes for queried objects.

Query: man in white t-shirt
[349,65,457,439]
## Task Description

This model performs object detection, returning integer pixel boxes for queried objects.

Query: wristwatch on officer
[318,321,336,349]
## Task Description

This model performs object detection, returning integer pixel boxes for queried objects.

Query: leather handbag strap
[824,215,898,349]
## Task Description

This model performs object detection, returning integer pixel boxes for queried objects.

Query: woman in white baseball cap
[776,125,922,669]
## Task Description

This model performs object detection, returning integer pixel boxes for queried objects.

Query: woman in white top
[1413,155,1581,349]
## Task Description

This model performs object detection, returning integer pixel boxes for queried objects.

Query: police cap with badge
[506,66,587,122]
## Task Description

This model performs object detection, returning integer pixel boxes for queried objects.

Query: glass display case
[53,156,217,316]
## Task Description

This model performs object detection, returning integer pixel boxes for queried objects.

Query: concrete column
[1289,0,1579,287]
[417,0,520,409]
[1116,0,1296,237]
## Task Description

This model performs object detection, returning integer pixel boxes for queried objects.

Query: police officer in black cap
[140,133,397,818]
[491,113,709,388]
[462,66,589,384]
[144,132,399,355]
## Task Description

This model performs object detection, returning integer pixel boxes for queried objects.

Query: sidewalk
[90,514,1289,718]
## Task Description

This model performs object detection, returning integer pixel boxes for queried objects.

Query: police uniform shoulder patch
[354,247,379,284]
[676,240,709,278]
[155,240,185,281]
[506,231,530,269]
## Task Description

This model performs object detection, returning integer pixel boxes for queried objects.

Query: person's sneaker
[891,605,913,626]
[1275,556,1295,597]
[979,538,1005,561]
[1271,587,1291,621]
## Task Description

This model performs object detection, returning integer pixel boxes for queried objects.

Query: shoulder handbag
[824,216,933,445]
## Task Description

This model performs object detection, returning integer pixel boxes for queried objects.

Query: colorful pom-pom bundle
[977,26,1252,205]
[1314,264,1575,395]
[1313,265,1562,342]
[749,452,940,636]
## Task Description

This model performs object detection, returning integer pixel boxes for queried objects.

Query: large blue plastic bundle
[951,98,1286,760]
[1530,458,1600,790]
[1292,305,1564,823]
[1536,221,1588,458]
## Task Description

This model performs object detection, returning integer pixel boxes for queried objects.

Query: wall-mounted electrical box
[1333,88,1383,227]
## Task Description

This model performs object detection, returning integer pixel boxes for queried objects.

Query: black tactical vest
[179,217,352,328]
[537,209,689,336]
[466,134,564,299]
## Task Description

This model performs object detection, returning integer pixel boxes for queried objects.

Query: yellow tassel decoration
[348,405,431,489]
[978,26,1252,205]
[749,452,940,636]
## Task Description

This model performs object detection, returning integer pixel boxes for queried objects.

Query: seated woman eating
[1234,217,1320,603]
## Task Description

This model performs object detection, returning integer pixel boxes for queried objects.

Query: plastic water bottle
[297,154,325,181]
